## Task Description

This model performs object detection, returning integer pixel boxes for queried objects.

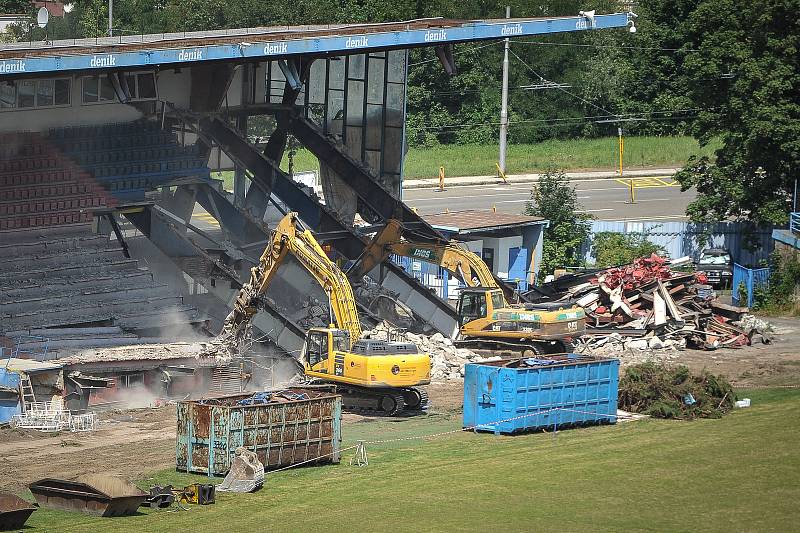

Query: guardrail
[791,212,800,235]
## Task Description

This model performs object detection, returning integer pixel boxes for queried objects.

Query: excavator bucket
[217,447,265,493]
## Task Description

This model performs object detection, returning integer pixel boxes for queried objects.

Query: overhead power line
[507,48,617,117]
[410,108,708,132]
[512,40,700,53]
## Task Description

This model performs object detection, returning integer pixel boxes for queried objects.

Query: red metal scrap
[596,253,673,290]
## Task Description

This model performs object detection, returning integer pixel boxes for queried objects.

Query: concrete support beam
[199,116,459,337]
[285,112,443,242]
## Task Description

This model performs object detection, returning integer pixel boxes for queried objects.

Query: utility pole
[108,0,113,37]
[499,5,510,175]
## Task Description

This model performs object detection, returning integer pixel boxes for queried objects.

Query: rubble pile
[574,332,685,364]
[363,323,491,381]
[546,254,771,351]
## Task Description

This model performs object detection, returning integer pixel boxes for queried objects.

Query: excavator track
[402,387,430,411]
[333,385,430,416]
[455,338,573,357]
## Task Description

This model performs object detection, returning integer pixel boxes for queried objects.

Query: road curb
[403,168,679,190]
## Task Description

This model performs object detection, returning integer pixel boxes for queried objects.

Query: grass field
[214,136,717,190]
[24,388,800,532]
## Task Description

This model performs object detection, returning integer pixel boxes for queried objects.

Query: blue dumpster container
[463,355,619,434]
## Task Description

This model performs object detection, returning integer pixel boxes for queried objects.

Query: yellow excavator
[349,219,586,355]
[219,212,431,415]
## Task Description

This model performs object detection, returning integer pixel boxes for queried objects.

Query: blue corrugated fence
[582,220,774,267]
[732,263,770,308]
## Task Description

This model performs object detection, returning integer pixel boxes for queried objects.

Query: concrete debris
[536,254,773,351]
[575,332,686,366]
[57,341,213,365]
[363,322,489,381]
[217,447,265,493]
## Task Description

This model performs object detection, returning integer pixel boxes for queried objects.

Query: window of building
[0,78,70,111]
[82,76,99,103]
[82,76,116,103]
[17,80,35,108]
[54,79,70,105]
[0,82,15,108]
[482,247,495,272]
[99,75,115,101]
[82,72,157,103]
[137,73,157,99]
[37,79,54,107]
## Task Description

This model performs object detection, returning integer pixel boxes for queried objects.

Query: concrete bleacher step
[2,295,192,331]
[0,258,141,283]
[114,306,204,331]
[2,283,173,314]
[0,212,96,231]
[0,246,127,271]
[0,169,80,188]
[0,222,93,243]
[0,233,111,255]
[5,326,126,337]
[2,270,155,299]
[0,193,109,217]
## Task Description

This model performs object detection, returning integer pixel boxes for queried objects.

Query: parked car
[696,248,733,288]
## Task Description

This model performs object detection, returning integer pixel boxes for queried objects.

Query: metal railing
[791,212,800,235]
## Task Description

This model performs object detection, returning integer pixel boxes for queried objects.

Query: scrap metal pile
[541,254,771,352]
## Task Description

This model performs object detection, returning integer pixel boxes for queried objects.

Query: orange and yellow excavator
[219,213,430,415]
[348,220,585,354]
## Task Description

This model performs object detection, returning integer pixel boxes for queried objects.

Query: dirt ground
[1,316,797,494]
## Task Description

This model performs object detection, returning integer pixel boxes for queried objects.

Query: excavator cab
[457,288,505,326]
[302,328,350,374]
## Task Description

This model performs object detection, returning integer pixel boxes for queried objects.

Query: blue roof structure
[0,13,631,78]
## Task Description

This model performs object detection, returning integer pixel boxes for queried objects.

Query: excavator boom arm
[221,212,362,349]
[349,219,517,300]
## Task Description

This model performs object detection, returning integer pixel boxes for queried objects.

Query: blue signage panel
[0,13,630,77]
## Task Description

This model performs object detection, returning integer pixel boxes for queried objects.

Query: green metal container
[176,387,342,476]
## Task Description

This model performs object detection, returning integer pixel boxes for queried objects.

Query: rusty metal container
[0,492,37,530]
[28,475,147,517]
[176,387,342,476]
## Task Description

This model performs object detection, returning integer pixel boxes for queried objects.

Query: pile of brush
[618,361,735,419]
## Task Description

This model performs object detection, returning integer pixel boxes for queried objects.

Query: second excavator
[348,219,585,355]
[218,212,430,415]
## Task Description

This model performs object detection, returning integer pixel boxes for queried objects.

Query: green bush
[591,232,664,268]
[523,168,592,275]
[754,252,800,314]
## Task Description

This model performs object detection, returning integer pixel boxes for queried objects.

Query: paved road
[402,176,696,221]
[191,176,696,230]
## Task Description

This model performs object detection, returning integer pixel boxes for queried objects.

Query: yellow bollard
[492,205,497,213]
[495,162,508,184]
[438,166,445,191]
